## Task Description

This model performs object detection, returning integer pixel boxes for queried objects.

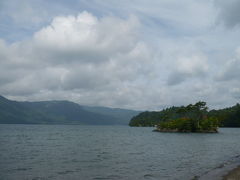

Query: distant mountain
[0,95,140,125]
[83,106,140,125]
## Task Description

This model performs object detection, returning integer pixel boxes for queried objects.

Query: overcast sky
[0,0,240,110]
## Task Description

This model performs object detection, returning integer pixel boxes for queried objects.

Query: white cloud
[33,11,140,62]
[168,54,209,85]
[0,11,156,109]
[175,54,209,75]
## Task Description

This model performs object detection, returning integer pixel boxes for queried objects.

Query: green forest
[129,102,240,132]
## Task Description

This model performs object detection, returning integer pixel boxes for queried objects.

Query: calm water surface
[0,125,240,180]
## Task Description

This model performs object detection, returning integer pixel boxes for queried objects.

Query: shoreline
[153,128,218,133]
[196,155,240,180]
[222,166,240,180]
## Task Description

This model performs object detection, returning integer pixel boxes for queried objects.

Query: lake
[0,125,240,180]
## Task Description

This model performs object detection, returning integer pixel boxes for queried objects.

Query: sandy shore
[222,166,240,180]
[196,156,240,180]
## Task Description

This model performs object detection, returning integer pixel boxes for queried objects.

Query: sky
[0,0,240,110]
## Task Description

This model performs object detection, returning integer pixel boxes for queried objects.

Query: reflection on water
[0,125,240,180]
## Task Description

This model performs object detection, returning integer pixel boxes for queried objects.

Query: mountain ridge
[0,95,140,125]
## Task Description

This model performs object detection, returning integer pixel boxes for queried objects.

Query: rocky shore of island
[153,128,218,133]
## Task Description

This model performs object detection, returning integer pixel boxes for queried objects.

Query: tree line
[129,102,240,129]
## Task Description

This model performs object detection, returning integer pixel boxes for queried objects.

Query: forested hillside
[0,95,138,125]
[129,102,240,128]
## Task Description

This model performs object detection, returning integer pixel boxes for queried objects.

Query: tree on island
[156,102,218,133]
[129,101,219,132]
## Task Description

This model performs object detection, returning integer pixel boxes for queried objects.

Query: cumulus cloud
[33,12,140,62]
[0,11,155,109]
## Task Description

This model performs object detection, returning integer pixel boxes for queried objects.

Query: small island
[154,102,218,133]
[154,116,218,133]
[130,101,221,133]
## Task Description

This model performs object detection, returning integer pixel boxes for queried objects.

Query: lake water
[0,125,240,180]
